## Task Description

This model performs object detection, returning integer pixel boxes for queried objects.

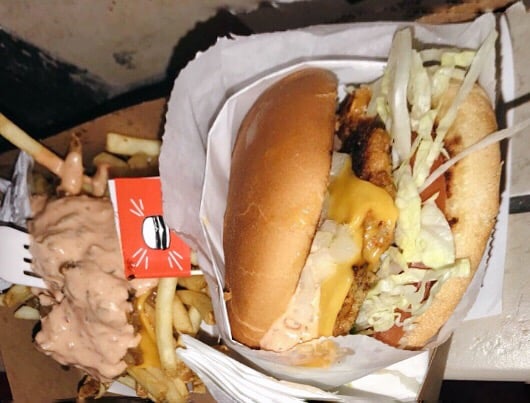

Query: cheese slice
[328,157,397,267]
[318,264,354,336]
[319,156,397,336]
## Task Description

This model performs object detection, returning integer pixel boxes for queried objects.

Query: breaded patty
[333,88,395,335]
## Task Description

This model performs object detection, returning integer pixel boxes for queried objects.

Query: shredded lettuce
[415,199,455,268]
[366,77,382,118]
[408,50,431,130]
[411,111,438,187]
[441,50,476,68]
[434,31,497,146]
[356,27,498,336]
[357,259,470,333]
[421,118,530,193]
[394,171,454,268]
[377,246,408,278]
[420,48,474,65]
[394,165,422,261]
[380,28,412,164]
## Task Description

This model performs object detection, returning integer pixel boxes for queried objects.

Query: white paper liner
[463,9,514,321]
[160,13,509,389]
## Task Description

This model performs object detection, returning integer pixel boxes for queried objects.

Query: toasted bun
[224,68,338,347]
[403,82,501,348]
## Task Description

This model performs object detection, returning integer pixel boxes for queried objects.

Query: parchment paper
[160,12,510,389]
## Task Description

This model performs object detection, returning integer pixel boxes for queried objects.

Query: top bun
[224,68,338,347]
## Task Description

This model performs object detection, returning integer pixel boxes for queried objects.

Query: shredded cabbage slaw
[355,28,499,341]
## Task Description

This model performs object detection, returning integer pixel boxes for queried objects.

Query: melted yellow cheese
[319,263,354,336]
[329,158,397,263]
[320,157,397,334]
[134,293,161,368]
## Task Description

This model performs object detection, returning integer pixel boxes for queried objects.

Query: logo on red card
[109,177,191,279]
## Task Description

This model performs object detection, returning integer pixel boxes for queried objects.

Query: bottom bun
[403,83,501,348]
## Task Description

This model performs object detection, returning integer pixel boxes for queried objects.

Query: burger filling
[260,150,397,352]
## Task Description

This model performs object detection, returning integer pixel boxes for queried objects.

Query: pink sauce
[29,195,155,381]
[57,137,84,195]
[36,134,109,197]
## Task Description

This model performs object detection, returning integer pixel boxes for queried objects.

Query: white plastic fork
[0,225,46,289]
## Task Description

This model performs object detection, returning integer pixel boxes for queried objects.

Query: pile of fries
[0,284,39,320]
[1,273,215,402]
[0,113,216,402]
[76,273,215,402]
[122,275,215,401]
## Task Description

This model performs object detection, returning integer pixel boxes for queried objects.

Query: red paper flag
[109,177,191,279]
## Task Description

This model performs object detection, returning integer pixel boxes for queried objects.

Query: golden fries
[106,132,161,157]
[128,366,189,403]
[155,277,179,376]
[0,113,214,401]
[176,289,215,325]
[177,275,207,292]
[0,113,64,177]
[187,306,202,335]
[0,115,94,192]
[172,294,195,335]
[13,305,40,320]
[1,284,33,307]
[128,274,215,401]
[126,152,158,170]
[92,151,129,169]
[92,135,160,179]
[128,367,175,402]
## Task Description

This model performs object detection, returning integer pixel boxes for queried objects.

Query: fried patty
[338,88,395,197]
[333,88,395,335]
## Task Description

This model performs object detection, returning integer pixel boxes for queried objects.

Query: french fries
[92,151,129,169]
[172,294,195,335]
[0,115,215,402]
[106,132,161,157]
[130,273,215,402]
[13,305,40,320]
[0,114,94,190]
[128,366,183,403]
[155,277,179,376]
[176,290,215,326]
[127,152,158,169]
[0,113,64,177]
[92,134,159,179]
[177,275,207,292]
[0,284,33,307]
[187,306,203,336]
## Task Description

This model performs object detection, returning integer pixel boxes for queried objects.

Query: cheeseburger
[223,30,501,352]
